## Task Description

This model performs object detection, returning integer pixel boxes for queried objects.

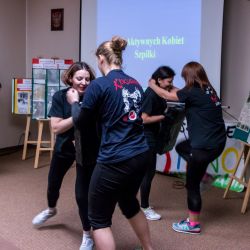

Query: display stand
[22,115,34,160]
[20,58,73,167]
[22,115,55,168]
[223,142,250,213]
[34,118,54,169]
[223,92,250,213]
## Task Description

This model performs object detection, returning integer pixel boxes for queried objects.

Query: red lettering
[113,78,139,90]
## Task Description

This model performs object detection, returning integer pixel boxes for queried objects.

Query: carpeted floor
[0,148,250,250]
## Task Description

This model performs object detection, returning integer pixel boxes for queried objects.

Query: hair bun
[111,36,127,52]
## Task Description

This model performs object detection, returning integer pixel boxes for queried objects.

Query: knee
[119,198,140,219]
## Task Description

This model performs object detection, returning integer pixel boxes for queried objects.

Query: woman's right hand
[148,78,156,88]
[67,88,79,104]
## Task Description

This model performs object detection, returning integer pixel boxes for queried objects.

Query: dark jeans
[88,150,150,230]
[175,140,225,212]
[140,148,157,208]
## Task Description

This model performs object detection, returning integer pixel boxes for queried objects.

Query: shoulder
[144,87,161,99]
[145,87,157,95]
[53,88,69,99]
[89,77,109,91]
[52,88,71,107]
[177,86,191,96]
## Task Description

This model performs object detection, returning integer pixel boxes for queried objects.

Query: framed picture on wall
[51,8,64,31]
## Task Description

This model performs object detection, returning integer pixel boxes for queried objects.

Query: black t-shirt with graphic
[142,87,167,147]
[177,83,226,149]
[48,88,75,158]
[81,69,149,164]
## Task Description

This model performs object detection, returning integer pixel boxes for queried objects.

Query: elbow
[162,93,168,100]
[51,126,61,135]
[158,92,168,100]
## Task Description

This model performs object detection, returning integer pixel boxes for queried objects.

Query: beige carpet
[0,148,250,250]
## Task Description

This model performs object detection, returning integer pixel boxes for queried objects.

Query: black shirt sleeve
[176,87,189,103]
[141,88,156,115]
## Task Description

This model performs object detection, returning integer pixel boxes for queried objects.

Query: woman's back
[82,69,148,164]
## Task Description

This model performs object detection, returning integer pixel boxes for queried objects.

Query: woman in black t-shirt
[140,66,175,221]
[32,62,96,250]
[149,61,226,235]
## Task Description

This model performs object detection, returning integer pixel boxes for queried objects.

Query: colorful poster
[12,78,32,114]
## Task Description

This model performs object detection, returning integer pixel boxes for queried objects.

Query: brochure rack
[31,58,73,119]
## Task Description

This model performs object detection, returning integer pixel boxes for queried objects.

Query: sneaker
[32,208,57,226]
[79,234,94,250]
[142,207,161,221]
[172,218,201,235]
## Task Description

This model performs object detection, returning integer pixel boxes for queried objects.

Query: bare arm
[149,79,179,101]
[142,112,165,124]
[50,117,73,135]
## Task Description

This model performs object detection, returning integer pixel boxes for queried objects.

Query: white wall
[0,0,80,149]
[0,0,249,149]
[26,0,80,77]
[0,0,27,149]
[221,0,250,119]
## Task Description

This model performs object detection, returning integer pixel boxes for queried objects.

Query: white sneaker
[32,208,57,226]
[142,207,161,221]
[79,234,94,250]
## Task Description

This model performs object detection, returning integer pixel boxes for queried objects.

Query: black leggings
[47,153,94,231]
[75,163,94,231]
[140,148,157,208]
[47,153,74,208]
[175,140,225,212]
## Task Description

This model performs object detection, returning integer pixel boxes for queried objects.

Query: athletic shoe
[172,218,201,234]
[32,208,57,226]
[79,234,94,250]
[142,207,161,221]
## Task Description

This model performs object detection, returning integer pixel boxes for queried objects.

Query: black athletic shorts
[88,150,150,230]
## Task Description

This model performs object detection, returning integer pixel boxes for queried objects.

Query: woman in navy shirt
[68,36,154,250]
[149,61,226,235]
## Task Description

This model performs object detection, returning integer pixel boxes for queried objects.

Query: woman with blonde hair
[69,36,154,250]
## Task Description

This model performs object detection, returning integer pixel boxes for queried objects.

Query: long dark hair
[181,61,216,92]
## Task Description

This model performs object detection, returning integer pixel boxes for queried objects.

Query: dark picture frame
[51,9,64,31]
